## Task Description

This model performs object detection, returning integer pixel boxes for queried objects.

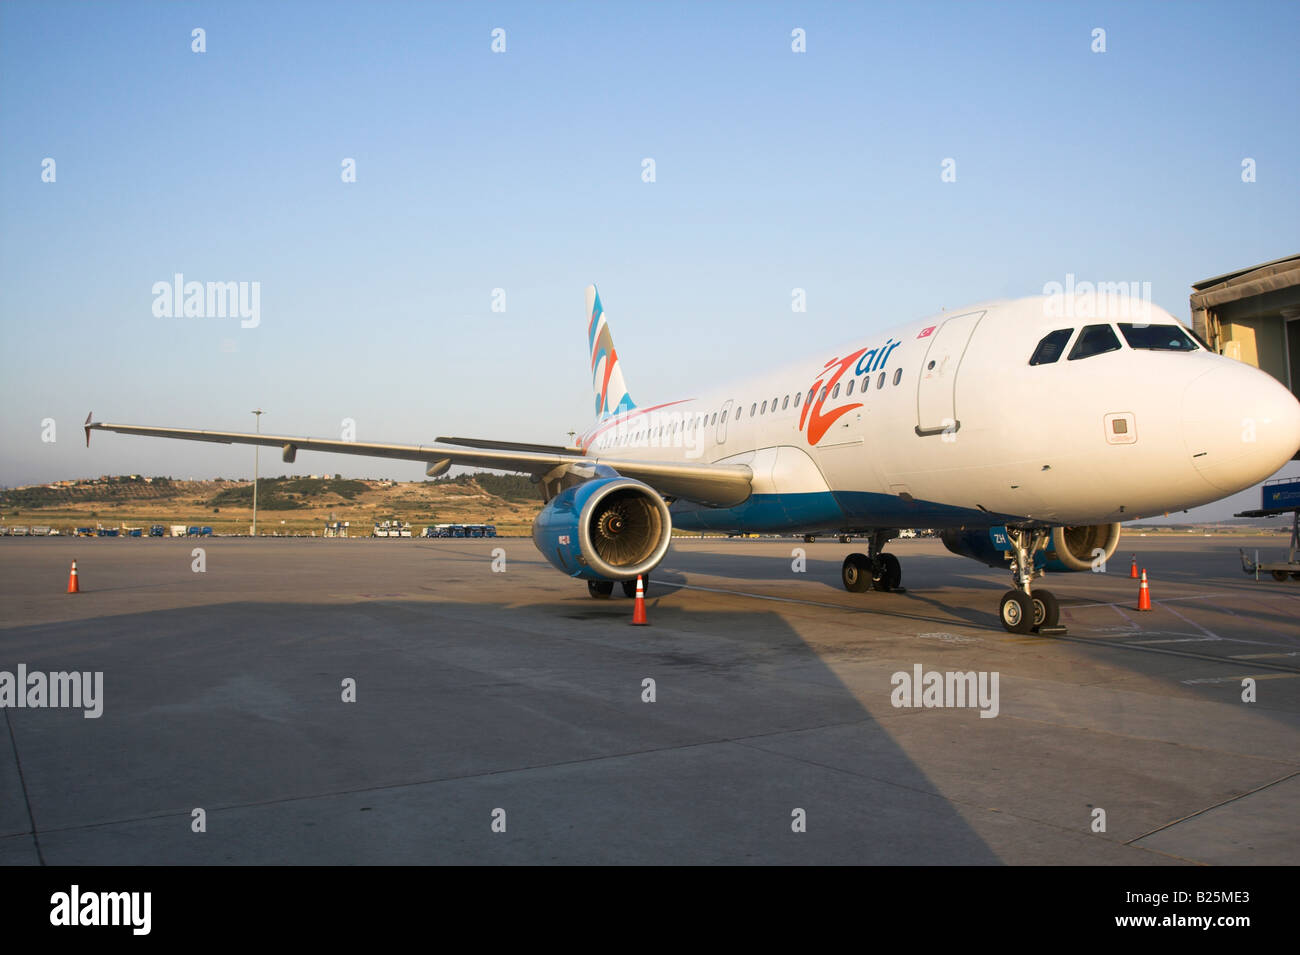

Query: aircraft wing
[84,418,753,507]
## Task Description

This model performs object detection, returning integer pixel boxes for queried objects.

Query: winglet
[84,412,93,448]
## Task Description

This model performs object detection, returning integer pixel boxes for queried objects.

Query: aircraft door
[915,310,986,436]
[717,399,733,445]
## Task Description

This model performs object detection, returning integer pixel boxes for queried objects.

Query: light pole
[252,409,263,537]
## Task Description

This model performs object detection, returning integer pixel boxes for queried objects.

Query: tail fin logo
[587,286,635,419]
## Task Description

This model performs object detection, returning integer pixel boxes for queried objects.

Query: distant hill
[0,473,543,535]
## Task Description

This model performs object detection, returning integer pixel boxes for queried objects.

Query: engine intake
[1045,523,1123,572]
[532,477,673,580]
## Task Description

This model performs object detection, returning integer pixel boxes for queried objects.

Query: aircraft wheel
[621,577,648,598]
[839,535,851,544]
[588,580,614,599]
[881,552,902,591]
[1031,589,1060,630]
[804,534,816,544]
[1272,570,1289,582]
[999,590,1034,633]
[872,553,901,591]
[842,553,872,593]
[1291,572,1300,582]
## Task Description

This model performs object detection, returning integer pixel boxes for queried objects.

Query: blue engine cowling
[940,523,1122,573]
[532,477,673,581]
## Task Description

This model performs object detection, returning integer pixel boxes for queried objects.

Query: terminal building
[1190,253,1300,425]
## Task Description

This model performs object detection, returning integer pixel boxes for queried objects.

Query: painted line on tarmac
[1129,636,1220,645]
[1084,592,1231,610]
[1161,602,1222,641]
[1182,673,1300,684]
[1087,597,1299,652]
[1051,633,1300,675]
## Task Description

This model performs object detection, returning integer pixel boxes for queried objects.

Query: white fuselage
[578,294,1300,532]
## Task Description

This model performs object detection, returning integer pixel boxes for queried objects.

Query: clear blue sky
[2,1,1298,518]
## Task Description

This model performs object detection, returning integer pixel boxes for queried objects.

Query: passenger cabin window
[820,387,828,402]
[794,392,801,407]
[846,379,855,396]
[1029,328,1073,365]
[892,368,902,386]
[750,402,757,416]
[1118,323,1199,351]
[760,400,767,414]
[770,396,777,409]
[861,376,870,392]
[710,413,717,425]
[876,372,885,389]
[1068,324,1122,360]
[782,395,789,409]
[720,410,728,423]
[831,383,841,399]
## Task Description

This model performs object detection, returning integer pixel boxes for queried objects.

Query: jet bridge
[1191,254,1300,459]
[1237,477,1300,581]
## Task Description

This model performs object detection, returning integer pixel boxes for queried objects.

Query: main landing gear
[998,527,1064,635]
[586,577,650,599]
[841,530,903,594]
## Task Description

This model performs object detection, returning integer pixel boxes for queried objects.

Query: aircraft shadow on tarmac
[0,597,1009,865]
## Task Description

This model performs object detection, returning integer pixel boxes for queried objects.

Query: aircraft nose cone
[1183,363,1300,493]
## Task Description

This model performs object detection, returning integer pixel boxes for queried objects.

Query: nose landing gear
[999,527,1065,635]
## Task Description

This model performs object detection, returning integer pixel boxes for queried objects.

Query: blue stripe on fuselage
[671,490,1022,533]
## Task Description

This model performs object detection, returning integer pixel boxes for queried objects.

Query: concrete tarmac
[1,534,1296,865]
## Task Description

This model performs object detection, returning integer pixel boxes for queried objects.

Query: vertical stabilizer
[586,284,635,419]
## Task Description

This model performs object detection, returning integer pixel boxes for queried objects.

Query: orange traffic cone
[1129,554,1139,579]
[1136,569,1152,611]
[630,574,648,626]
[67,560,80,594]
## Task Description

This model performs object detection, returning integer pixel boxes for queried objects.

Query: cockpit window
[1068,324,1121,360]
[1029,328,1073,365]
[1118,323,1199,351]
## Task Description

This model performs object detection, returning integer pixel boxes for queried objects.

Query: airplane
[86,284,1300,633]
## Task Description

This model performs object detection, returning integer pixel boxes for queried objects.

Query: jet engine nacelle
[532,477,673,581]
[940,523,1123,573]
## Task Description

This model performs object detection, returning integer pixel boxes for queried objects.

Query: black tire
[842,553,872,593]
[880,552,902,591]
[1272,570,1289,582]
[871,553,901,592]
[804,534,816,544]
[588,580,614,599]
[839,535,851,544]
[1031,589,1060,630]
[999,590,1034,633]
[1291,572,1300,582]
[621,577,648,598]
